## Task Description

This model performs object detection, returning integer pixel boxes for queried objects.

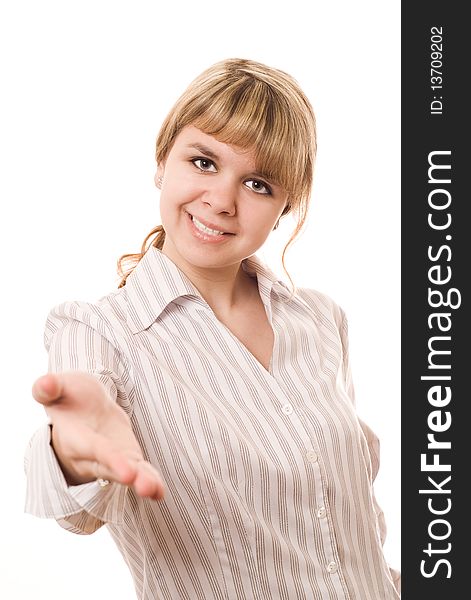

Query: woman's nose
[203,178,238,215]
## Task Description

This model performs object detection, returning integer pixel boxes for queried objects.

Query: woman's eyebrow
[186,143,219,160]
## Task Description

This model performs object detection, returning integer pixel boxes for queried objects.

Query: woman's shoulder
[294,286,346,329]
[44,288,129,345]
[47,287,124,319]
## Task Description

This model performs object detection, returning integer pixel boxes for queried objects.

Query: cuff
[24,424,127,525]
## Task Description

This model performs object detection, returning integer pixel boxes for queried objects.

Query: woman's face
[156,126,288,273]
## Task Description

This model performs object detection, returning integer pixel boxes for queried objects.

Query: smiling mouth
[188,213,234,236]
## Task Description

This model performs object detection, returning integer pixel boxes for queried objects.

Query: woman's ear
[155,164,165,189]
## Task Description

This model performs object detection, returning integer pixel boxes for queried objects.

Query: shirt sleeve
[338,308,401,596]
[24,301,132,534]
[24,424,127,533]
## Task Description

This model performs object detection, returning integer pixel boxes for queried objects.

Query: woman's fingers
[88,457,165,501]
[86,430,137,483]
[76,429,165,499]
[32,373,63,406]
[132,461,165,500]
[87,454,165,501]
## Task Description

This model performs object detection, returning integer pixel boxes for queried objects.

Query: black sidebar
[402,3,468,598]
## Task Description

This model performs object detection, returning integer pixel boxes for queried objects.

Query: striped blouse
[25,247,400,599]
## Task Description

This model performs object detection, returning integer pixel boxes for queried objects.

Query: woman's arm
[339,308,401,595]
[25,306,164,534]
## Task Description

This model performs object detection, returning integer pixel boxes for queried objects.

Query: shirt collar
[241,254,292,305]
[125,247,291,333]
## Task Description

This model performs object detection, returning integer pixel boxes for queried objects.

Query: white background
[0,1,400,597]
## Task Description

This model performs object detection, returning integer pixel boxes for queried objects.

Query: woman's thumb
[32,373,62,406]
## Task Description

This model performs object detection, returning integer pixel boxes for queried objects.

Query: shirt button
[306,449,318,463]
[316,507,327,519]
[326,561,338,573]
[281,403,293,415]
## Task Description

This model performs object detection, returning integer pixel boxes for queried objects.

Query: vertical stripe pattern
[25,247,400,599]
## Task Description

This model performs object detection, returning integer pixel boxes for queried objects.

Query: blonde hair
[118,58,316,289]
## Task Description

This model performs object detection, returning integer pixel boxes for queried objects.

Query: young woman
[26,58,400,599]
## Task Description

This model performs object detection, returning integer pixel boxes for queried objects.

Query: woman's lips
[186,211,234,243]
[187,212,234,235]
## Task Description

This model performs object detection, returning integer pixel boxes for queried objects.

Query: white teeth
[192,216,225,236]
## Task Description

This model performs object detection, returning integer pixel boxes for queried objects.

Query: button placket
[304,445,343,585]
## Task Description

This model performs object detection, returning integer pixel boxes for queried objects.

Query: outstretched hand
[32,372,164,501]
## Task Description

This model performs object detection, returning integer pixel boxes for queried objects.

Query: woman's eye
[245,179,272,195]
[192,158,217,172]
